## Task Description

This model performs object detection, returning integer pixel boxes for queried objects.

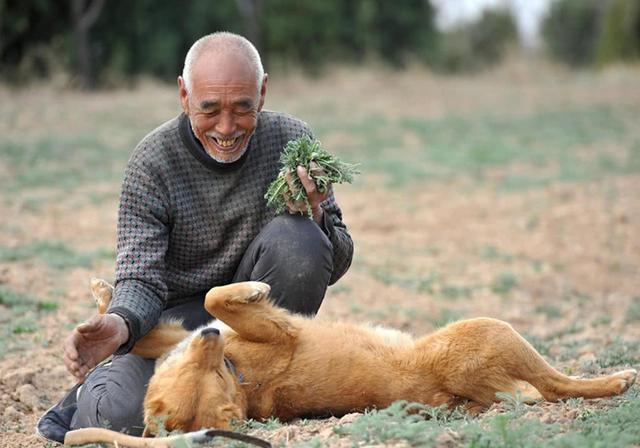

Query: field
[1,59,639,447]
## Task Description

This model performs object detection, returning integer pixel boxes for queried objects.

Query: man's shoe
[35,383,81,444]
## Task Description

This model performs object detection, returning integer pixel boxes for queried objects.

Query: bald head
[182,32,264,96]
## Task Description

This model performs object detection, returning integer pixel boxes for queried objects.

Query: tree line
[1,0,638,89]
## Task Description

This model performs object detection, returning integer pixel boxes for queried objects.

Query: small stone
[15,383,40,410]
[338,412,361,425]
[2,368,37,388]
[3,405,22,421]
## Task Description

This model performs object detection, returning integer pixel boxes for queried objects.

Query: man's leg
[233,213,333,315]
[70,354,154,435]
[37,301,212,443]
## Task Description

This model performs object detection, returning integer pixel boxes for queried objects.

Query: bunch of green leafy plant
[265,135,359,216]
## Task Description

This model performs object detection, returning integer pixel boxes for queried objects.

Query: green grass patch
[0,285,59,357]
[490,272,520,296]
[322,104,640,189]
[535,303,563,320]
[625,297,640,323]
[0,134,130,192]
[333,394,640,447]
[0,240,113,270]
[594,338,640,368]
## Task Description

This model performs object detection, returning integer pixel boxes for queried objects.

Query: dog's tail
[130,320,189,359]
[90,278,188,359]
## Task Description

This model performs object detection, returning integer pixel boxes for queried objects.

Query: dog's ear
[215,403,244,429]
[90,278,114,314]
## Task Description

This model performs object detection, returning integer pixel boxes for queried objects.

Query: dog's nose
[200,327,220,337]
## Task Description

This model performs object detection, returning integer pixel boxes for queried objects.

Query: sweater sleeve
[108,161,170,353]
[291,124,353,285]
[320,191,354,285]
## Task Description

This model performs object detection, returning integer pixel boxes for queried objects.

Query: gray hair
[182,32,264,95]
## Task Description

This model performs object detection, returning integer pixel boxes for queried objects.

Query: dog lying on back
[90,279,637,436]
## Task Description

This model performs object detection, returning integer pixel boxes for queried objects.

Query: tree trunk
[71,0,105,90]
[235,0,267,69]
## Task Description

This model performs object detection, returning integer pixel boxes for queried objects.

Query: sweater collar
[178,113,252,172]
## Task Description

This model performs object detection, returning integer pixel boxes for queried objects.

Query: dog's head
[143,325,245,435]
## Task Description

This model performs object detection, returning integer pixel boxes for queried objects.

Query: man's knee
[234,213,334,315]
[261,213,333,270]
[71,355,154,435]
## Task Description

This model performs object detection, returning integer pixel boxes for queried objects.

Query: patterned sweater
[109,111,353,351]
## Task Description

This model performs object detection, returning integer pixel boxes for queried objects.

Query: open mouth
[209,134,243,151]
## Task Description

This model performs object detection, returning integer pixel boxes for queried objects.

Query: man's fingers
[76,314,103,334]
[297,166,317,194]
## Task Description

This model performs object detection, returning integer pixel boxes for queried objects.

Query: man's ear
[177,76,190,115]
[257,73,268,112]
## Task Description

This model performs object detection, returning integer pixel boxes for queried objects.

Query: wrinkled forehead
[191,51,259,93]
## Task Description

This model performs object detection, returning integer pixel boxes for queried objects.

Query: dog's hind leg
[205,282,299,344]
[455,319,636,402]
[421,318,636,407]
[90,278,113,314]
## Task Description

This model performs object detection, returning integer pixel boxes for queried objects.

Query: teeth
[215,137,236,148]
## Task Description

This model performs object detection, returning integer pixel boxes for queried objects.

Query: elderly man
[37,32,353,443]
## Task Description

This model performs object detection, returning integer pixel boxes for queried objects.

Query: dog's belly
[229,324,427,420]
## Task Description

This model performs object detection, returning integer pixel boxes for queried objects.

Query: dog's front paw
[206,282,271,306]
[236,281,271,303]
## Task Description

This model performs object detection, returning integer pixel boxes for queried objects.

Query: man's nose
[215,111,236,136]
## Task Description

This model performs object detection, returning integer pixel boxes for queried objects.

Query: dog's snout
[201,327,220,337]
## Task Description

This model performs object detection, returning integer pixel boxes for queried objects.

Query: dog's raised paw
[613,369,637,394]
[244,281,271,303]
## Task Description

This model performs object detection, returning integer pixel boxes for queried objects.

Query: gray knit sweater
[109,111,353,351]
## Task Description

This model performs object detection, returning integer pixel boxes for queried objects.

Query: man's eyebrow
[199,100,220,110]
[233,97,255,109]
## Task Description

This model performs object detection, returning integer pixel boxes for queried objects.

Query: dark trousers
[70,213,333,434]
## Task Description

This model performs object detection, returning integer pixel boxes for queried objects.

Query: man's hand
[63,313,129,383]
[284,162,329,225]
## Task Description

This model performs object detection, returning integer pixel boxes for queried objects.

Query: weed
[334,401,458,446]
[0,240,111,270]
[430,309,463,328]
[591,314,612,327]
[521,332,552,357]
[594,337,640,368]
[0,285,58,357]
[549,321,585,340]
[440,284,474,300]
[481,245,515,262]
[553,395,640,447]
[237,417,283,432]
[494,391,530,414]
[625,297,640,323]
[491,272,519,296]
[535,303,563,320]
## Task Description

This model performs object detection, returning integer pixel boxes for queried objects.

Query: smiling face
[178,51,267,163]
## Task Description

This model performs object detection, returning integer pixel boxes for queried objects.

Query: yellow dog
[67,278,637,445]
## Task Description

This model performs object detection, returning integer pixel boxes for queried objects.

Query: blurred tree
[354,0,439,67]
[434,8,517,73]
[542,0,604,66]
[0,0,70,83]
[595,0,640,66]
[71,0,104,90]
[91,0,242,85]
[261,0,438,73]
[235,0,264,55]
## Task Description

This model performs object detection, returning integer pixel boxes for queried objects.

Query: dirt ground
[1,60,639,447]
